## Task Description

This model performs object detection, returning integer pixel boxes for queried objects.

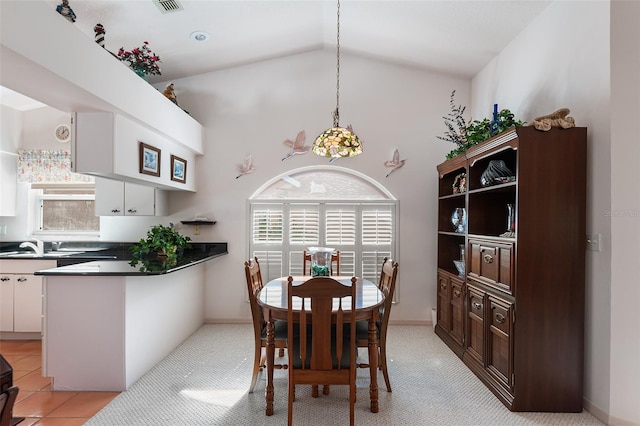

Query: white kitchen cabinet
[74,112,197,192]
[0,260,56,333]
[95,177,167,216]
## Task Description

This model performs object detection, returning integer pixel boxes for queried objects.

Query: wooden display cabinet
[435,126,586,412]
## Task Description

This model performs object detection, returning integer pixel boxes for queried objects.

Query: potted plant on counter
[130,223,191,264]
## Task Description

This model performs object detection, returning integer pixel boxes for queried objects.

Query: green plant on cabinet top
[437,91,525,160]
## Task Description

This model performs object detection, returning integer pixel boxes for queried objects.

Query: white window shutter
[289,205,319,245]
[362,207,393,245]
[326,207,356,245]
[253,250,283,282]
[361,205,395,283]
[251,205,284,281]
[252,207,283,244]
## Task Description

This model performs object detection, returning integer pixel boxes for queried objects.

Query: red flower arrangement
[117,41,161,76]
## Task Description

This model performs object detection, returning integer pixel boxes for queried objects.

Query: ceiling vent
[153,0,184,14]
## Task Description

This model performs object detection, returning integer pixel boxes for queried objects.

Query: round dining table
[257,275,385,416]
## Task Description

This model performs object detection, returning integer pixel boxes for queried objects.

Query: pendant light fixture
[312,0,363,159]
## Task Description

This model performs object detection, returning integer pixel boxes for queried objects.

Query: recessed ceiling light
[190,31,210,43]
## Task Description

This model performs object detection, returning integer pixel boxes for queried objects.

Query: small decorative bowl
[453,260,465,277]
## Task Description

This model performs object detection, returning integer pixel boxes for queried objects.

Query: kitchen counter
[34,243,228,275]
[38,242,228,391]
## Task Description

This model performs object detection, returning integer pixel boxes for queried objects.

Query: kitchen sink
[0,251,82,258]
[44,252,82,257]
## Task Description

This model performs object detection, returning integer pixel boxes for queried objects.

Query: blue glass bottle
[489,103,500,136]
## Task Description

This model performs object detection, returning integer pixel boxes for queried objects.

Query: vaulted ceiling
[2,0,552,109]
[42,0,552,81]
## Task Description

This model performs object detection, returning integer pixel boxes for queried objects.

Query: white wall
[609,1,640,425]
[0,105,71,240]
[162,49,470,324]
[0,105,22,152]
[472,1,638,424]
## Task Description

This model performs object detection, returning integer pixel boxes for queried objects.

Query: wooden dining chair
[356,257,399,392]
[0,386,19,426]
[244,257,287,393]
[302,250,340,275]
[287,276,357,426]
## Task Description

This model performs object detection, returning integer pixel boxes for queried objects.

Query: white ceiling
[3,0,552,109]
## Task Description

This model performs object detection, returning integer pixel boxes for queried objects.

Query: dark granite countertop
[24,243,228,276]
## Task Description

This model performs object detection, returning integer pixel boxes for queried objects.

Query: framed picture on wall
[171,155,187,184]
[139,142,161,177]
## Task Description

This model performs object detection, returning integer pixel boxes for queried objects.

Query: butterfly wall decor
[236,154,256,179]
[282,130,309,161]
[384,148,406,177]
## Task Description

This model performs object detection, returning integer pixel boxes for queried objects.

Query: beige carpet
[86,324,604,425]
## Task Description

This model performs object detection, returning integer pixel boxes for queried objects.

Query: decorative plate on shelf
[480,160,514,187]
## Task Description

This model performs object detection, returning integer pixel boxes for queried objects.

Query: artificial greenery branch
[437,90,468,148]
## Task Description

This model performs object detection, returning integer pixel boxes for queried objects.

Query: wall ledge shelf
[180,221,216,225]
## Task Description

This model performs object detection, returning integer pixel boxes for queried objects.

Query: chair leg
[311,384,330,396]
[379,343,392,392]
[288,383,294,426]
[248,345,262,393]
[349,380,355,426]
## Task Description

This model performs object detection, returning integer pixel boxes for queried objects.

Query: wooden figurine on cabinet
[163,83,178,105]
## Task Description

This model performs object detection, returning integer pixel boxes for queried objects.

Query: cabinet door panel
[14,275,43,332]
[478,244,499,280]
[487,296,513,390]
[466,283,485,364]
[1,276,15,331]
[449,277,464,345]
[95,178,125,216]
[124,183,155,216]
[437,272,451,332]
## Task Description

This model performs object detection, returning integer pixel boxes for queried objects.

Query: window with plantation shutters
[248,167,398,294]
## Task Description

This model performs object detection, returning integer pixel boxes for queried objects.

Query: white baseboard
[583,397,610,425]
[204,318,430,326]
[0,332,41,340]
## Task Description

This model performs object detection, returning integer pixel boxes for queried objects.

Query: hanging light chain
[313,0,362,159]
[333,0,341,128]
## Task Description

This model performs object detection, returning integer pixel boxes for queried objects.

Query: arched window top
[250,166,395,200]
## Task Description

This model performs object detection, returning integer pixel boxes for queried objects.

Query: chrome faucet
[19,239,44,256]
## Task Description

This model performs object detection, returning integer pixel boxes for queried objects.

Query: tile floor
[0,339,119,425]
